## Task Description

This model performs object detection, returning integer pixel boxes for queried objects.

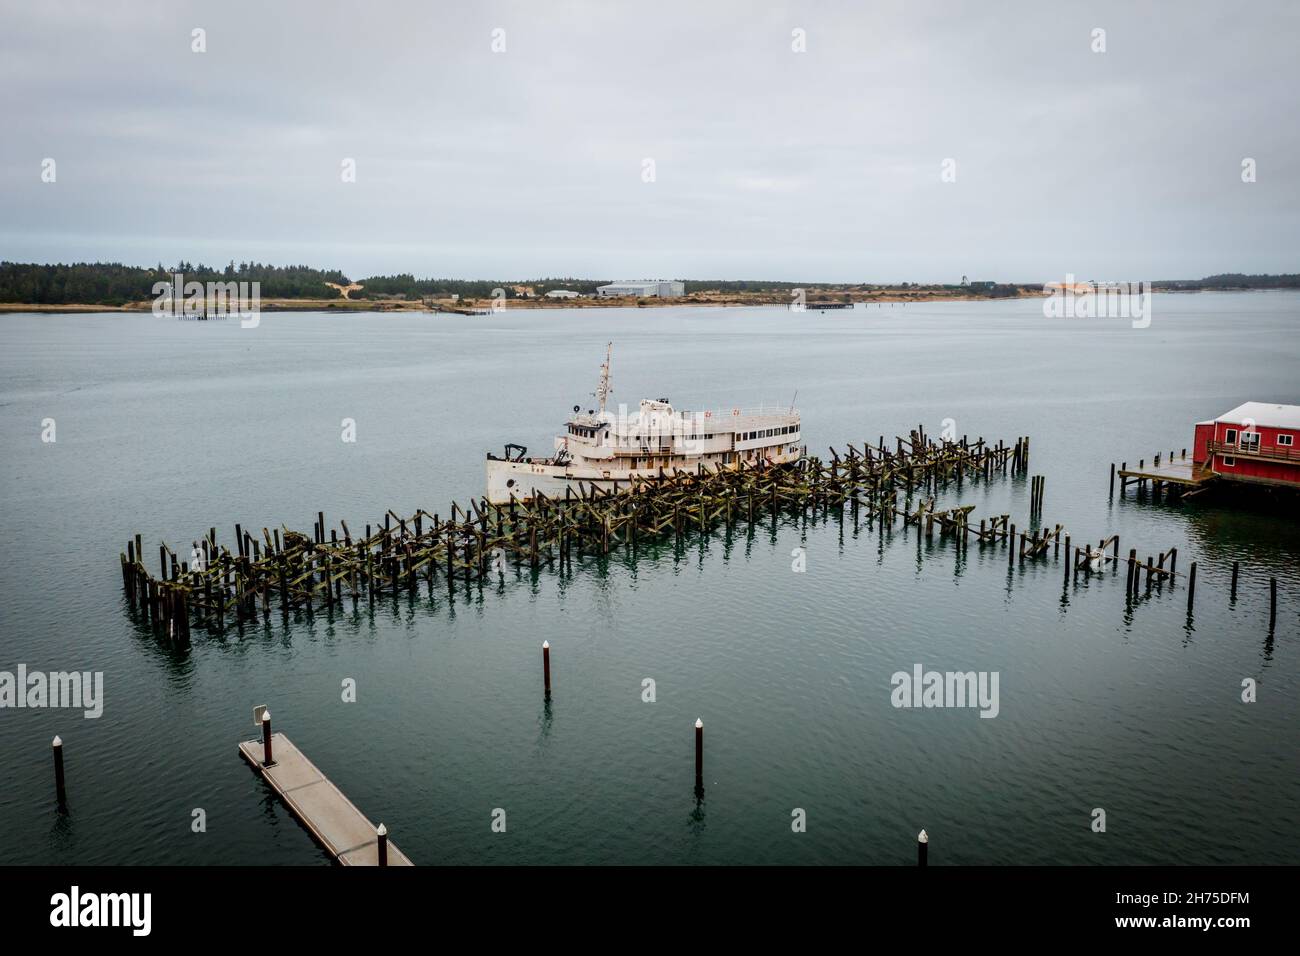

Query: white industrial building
[544,289,580,299]
[596,280,685,298]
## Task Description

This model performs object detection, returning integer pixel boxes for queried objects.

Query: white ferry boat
[486,344,803,503]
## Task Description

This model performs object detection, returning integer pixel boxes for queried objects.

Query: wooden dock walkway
[239,732,412,866]
[1115,450,1216,500]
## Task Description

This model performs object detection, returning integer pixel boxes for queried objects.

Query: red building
[1193,402,1300,488]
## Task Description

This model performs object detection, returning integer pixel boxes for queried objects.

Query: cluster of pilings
[119,432,1031,640]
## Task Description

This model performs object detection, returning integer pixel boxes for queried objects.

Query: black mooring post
[52,736,67,807]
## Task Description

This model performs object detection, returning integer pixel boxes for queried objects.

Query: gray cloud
[1,0,1296,281]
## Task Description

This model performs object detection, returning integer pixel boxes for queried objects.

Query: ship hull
[485,451,800,504]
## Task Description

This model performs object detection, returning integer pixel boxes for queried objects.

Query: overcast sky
[1,0,1296,282]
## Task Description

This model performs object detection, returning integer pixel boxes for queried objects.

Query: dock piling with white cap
[52,735,66,807]
[694,718,704,792]
[261,709,274,766]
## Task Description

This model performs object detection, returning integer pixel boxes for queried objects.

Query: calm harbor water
[1,293,1297,865]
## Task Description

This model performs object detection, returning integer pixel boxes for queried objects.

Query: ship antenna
[595,341,612,413]
[789,389,798,413]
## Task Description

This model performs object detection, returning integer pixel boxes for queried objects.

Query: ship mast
[595,341,612,413]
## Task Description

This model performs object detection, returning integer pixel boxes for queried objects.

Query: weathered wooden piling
[1231,561,1239,601]
[377,823,388,867]
[1270,577,1278,629]
[917,829,928,867]
[1030,475,1045,516]
[1187,562,1196,612]
[542,640,551,697]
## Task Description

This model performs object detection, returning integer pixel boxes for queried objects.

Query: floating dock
[238,732,412,866]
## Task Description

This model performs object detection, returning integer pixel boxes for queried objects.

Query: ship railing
[678,405,799,420]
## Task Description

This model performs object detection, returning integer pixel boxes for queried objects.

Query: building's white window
[1279,434,1294,447]
[1225,427,1237,445]
[1241,432,1260,452]
[1221,456,1236,467]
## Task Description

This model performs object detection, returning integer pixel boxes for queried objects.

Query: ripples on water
[0,295,1296,864]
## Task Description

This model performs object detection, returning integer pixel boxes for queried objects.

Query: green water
[0,294,1296,865]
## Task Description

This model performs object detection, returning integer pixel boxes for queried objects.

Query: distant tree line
[0,261,350,305]
[1154,274,1300,290]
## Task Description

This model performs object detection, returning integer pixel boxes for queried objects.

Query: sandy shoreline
[0,289,1051,315]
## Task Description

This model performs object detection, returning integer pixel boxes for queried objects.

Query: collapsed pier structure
[118,431,1034,642]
